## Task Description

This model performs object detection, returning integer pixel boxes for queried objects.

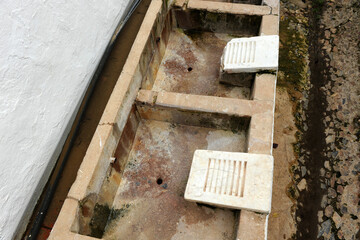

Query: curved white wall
[0,1,131,239]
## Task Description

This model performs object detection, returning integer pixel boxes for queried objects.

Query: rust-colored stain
[153,30,251,99]
[102,120,244,239]
[37,227,51,240]
[113,107,140,173]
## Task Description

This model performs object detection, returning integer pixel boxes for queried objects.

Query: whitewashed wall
[0,0,132,239]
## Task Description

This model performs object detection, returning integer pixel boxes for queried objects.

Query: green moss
[293,142,300,155]
[227,33,246,38]
[109,203,131,221]
[90,204,111,238]
[199,117,217,129]
[278,13,310,168]
[183,29,202,41]
[278,16,309,91]
[229,115,250,133]
[312,0,325,19]
[89,203,131,238]
[204,12,219,23]
[287,185,298,200]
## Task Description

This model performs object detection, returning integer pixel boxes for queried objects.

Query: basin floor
[103,119,247,239]
[152,29,251,99]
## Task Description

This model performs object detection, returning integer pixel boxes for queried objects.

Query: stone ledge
[237,210,268,240]
[48,198,77,240]
[263,0,279,15]
[251,74,277,102]
[247,111,274,155]
[137,90,275,155]
[67,125,118,201]
[260,15,279,36]
[187,0,271,16]
[99,0,163,126]
[174,0,188,8]
[137,90,274,116]
[48,198,98,240]
[136,89,158,105]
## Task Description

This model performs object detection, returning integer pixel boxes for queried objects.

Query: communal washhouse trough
[49,0,279,239]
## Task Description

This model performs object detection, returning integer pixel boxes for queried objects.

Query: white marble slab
[221,35,279,73]
[185,150,274,213]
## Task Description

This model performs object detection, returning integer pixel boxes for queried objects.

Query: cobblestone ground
[272,0,360,239]
[315,1,360,239]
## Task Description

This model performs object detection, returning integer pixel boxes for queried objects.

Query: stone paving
[317,1,360,239]
[275,0,360,239]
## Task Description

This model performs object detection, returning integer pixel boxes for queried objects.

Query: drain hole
[187,67,193,72]
[156,178,163,185]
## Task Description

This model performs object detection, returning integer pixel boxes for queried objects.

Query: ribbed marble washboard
[185,150,274,213]
[221,35,279,73]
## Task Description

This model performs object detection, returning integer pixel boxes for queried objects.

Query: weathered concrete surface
[237,210,267,240]
[259,15,279,36]
[251,74,277,102]
[153,30,251,99]
[268,89,296,240]
[103,120,246,239]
